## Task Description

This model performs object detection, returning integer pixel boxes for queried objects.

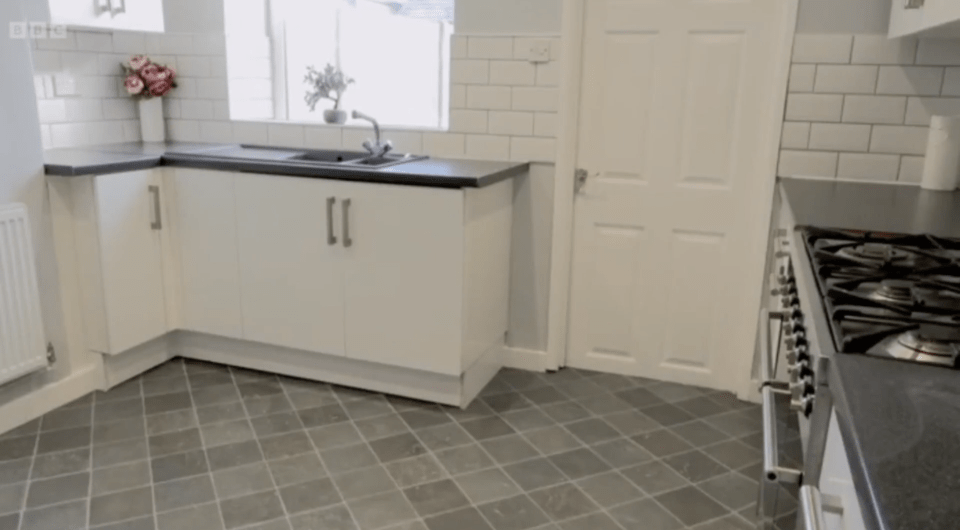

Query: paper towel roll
[921,115,960,190]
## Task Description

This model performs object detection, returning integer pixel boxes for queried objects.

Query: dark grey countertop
[781,177,960,530]
[44,142,529,188]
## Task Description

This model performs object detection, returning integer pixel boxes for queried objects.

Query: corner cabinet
[889,0,960,38]
[47,0,165,32]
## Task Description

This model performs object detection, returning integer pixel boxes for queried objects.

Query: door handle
[342,198,353,248]
[326,197,337,246]
[95,0,111,15]
[148,185,162,230]
[111,0,126,15]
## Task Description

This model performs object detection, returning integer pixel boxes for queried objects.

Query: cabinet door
[94,170,168,353]
[234,174,346,355]
[109,0,165,32]
[341,182,464,375]
[173,170,243,339]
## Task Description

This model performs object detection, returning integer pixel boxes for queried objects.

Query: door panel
[568,0,784,388]
[94,170,167,353]
[234,174,345,355]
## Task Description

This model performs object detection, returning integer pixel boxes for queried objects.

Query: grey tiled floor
[0,359,798,530]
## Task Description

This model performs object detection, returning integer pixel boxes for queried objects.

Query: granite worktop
[780,177,960,530]
[44,142,529,189]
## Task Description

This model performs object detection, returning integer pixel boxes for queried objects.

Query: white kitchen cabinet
[233,173,347,356]
[890,0,960,38]
[172,169,243,339]
[70,169,171,354]
[819,412,868,530]
[340,182,465,375]
[47,0,164,32]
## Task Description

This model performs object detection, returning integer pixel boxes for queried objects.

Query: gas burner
[869,279,915,305]
[868,325,960,367]
[836,243,911,267]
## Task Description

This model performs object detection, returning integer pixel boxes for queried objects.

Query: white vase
[139,97,165,142]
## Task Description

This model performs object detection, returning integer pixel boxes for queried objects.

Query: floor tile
[676,396,730,418]
[95,399,144,424]
[443,400,496,423]
[30,447,90,479]
[41,407,92,431]
[403,479,470,516]
[90,515,156,530]
[94,438,148,468]
[0,436,37,462]
[656,485,729,526]
[540,402,591,424]
[577,394,632,415]
[91,460,151,495]
[575,471,644,508]
[698,472,759,510]
[502,458,566,491]
[631,429,694,458]
[144,392,193,416]
[321,443,380,475]
[384,454,446,488]
[236,382,284,400]
[690,514,755,530]
[143,375,189,396]
[705,411,762,438]
[496,369,549,390]
[562,419,620,445]
[19,499,86,530]
[25,471,89,508]
[240,518,292,530]
[643,404,696,427]
[96,417,148,444]
[528,483,600,521]
[355,414,410,441]
[298,404,350,428]
[434,444,495,476]
[547,448,611,480]
[460,416,516,441]
[614,388,665,409]
[478,494,550,530]
[260,430,315,460]
[152,448,210,481]
[608,498,684,530]
[453,468,522,504]
[662,450,728,483]
[649,382,708,403]
[424,507,492,530]
[702,440,762,470]
[344,396,394,420]
[268,452,327,486]
[520,386,568,405]
[200,419,255,447]
[89,486,154,526]
[334,465,397,499]
[157,502,224,530]
[399,409,452,431]
[187,371,235,390]
[500,409,555,432]
[290,504,358,530]
[480,435,539,464]
[0,483,25,514]
[347,490,418,530]
[481,393,533,414]
[557,512,622,530]
[288,390,338,410]
[148,427,203,457]
[190,384,241,407]
[309,422,364,449]
[588,438,651,469]
[36,426,90,454]
[671,420,731,448]
[205,441,261,472]
[279,478,342,514]
[251,412,302,438]
[154,473,216,512]
[220,490,286,529]
[620,460,688,495]
[197,402,247,425]
[0,459,31,485]
[369,433,427,463]
[551,378,607,399]
[601,410,660,436]
[523,426,582,455]
[244,394,294,417]
[415,423,473,451]
[212,462,275,499]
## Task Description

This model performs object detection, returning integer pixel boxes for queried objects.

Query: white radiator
[0,204,47,385]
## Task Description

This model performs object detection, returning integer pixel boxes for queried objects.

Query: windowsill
[233,118,449,134]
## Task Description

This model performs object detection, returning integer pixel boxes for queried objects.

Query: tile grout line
[181,359,229,530]
[85,388,97,529]
[16,397,45,530]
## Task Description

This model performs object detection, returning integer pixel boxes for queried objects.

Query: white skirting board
[101,334,174,389]
[502,346,552,372]
[0,364,103,435]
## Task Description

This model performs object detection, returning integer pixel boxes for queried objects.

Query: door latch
[574,168,589,194]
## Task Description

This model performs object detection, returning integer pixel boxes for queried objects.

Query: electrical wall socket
[528,40,551,63]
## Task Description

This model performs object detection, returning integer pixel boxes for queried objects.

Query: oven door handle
[760,308,788,384]
[799,485,827,530]
[758,385,802,527]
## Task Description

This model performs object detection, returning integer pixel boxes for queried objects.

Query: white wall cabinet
[890,0,960,38]
[71,169,171,354]
[47,0,164,32]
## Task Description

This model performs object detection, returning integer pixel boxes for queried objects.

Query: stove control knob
[784,332,806,350]
[790,376,814,401]
[790,395,815,416]
[795,343,810,362]
[787,360,813,379]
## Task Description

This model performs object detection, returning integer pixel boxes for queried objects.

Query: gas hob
[800,226,960,367]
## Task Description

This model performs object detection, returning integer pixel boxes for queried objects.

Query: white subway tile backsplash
[450,109,488,133]
[851,35,917,65]
[809,123,871,152]
[180,99,215,120]
[780,122,810,149]
[304,127,342,149]
[177,56,212,77]
[33,51,61,73]
[778,150,839,177]
[122,119,140,142]
[192,35,226,56]
[792,35,852,64]
[814,65,878,94]
[98,53,127,76]
[232,121,269,144]
[942,68,960,96]
[510,137,556,162]
[168,119,201,142]
[535,62,560,87]
[512,87,559,112]
[378,130,423,154]
[267,124,305,147]
[466,135,510,160]
[870,125,929,155]
[423,132,466,158]
[40,125,52,149]
[785,94,844,122]
[451,36,468,59]
[450,85,467,109]
[788,65,816,93]
[213,101,230,120]
[36,33,77,51]
[102,98,137,120]
[36,99,66,123]
[489,61,536,86]
[112,32,145,53]
[876,66,944,96]
[534,112,558,138]
[65,99,104,121]
[196,78,229,99]
[488,111,534,136]
[61,51,101,75]
[915,39,960,66]
[451,60,489,85]
[904,97,960,126]
[50,121,123,147]
[75,31,113,52]
[837,153,900,181]
[899,155,925,183]
[163,98,181,119]
[467,86,512,110]
[841,96,906,124]
[198,121,234,143]
[468,37,514,60]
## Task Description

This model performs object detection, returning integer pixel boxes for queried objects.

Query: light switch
[53,74,77,96]
[528,40,551,63]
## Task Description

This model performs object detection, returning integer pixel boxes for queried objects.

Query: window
[270,0,453,129]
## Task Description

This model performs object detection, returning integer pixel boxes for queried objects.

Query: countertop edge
[45,157,163,176]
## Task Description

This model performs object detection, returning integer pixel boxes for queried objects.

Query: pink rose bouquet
[121,55,177,99]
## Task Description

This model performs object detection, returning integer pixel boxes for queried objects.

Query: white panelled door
[567,0,785,389]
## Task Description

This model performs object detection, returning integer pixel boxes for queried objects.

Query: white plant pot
[323,109,348,124]
[139,97,165,142]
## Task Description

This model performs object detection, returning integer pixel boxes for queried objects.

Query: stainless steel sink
[234,145,428,169]
[286,150,369,164]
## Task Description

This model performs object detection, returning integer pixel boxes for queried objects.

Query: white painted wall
[455,0,562,35]
[797,0,890,34]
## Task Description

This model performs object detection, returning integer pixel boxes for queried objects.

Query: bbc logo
[10,22,67,39]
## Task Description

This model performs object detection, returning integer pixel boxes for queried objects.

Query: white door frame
[545,0,799,399]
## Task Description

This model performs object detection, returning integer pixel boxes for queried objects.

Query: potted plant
[304,63,354,124]
[122,55,177,142]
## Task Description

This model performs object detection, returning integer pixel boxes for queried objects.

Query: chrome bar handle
[148,185,162,230]
[95,0,111,15]
[111,0,126,14]
[799,486,827,530]
[326,197,337,246]
[758,386,801,528]
[342,198,353,248]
